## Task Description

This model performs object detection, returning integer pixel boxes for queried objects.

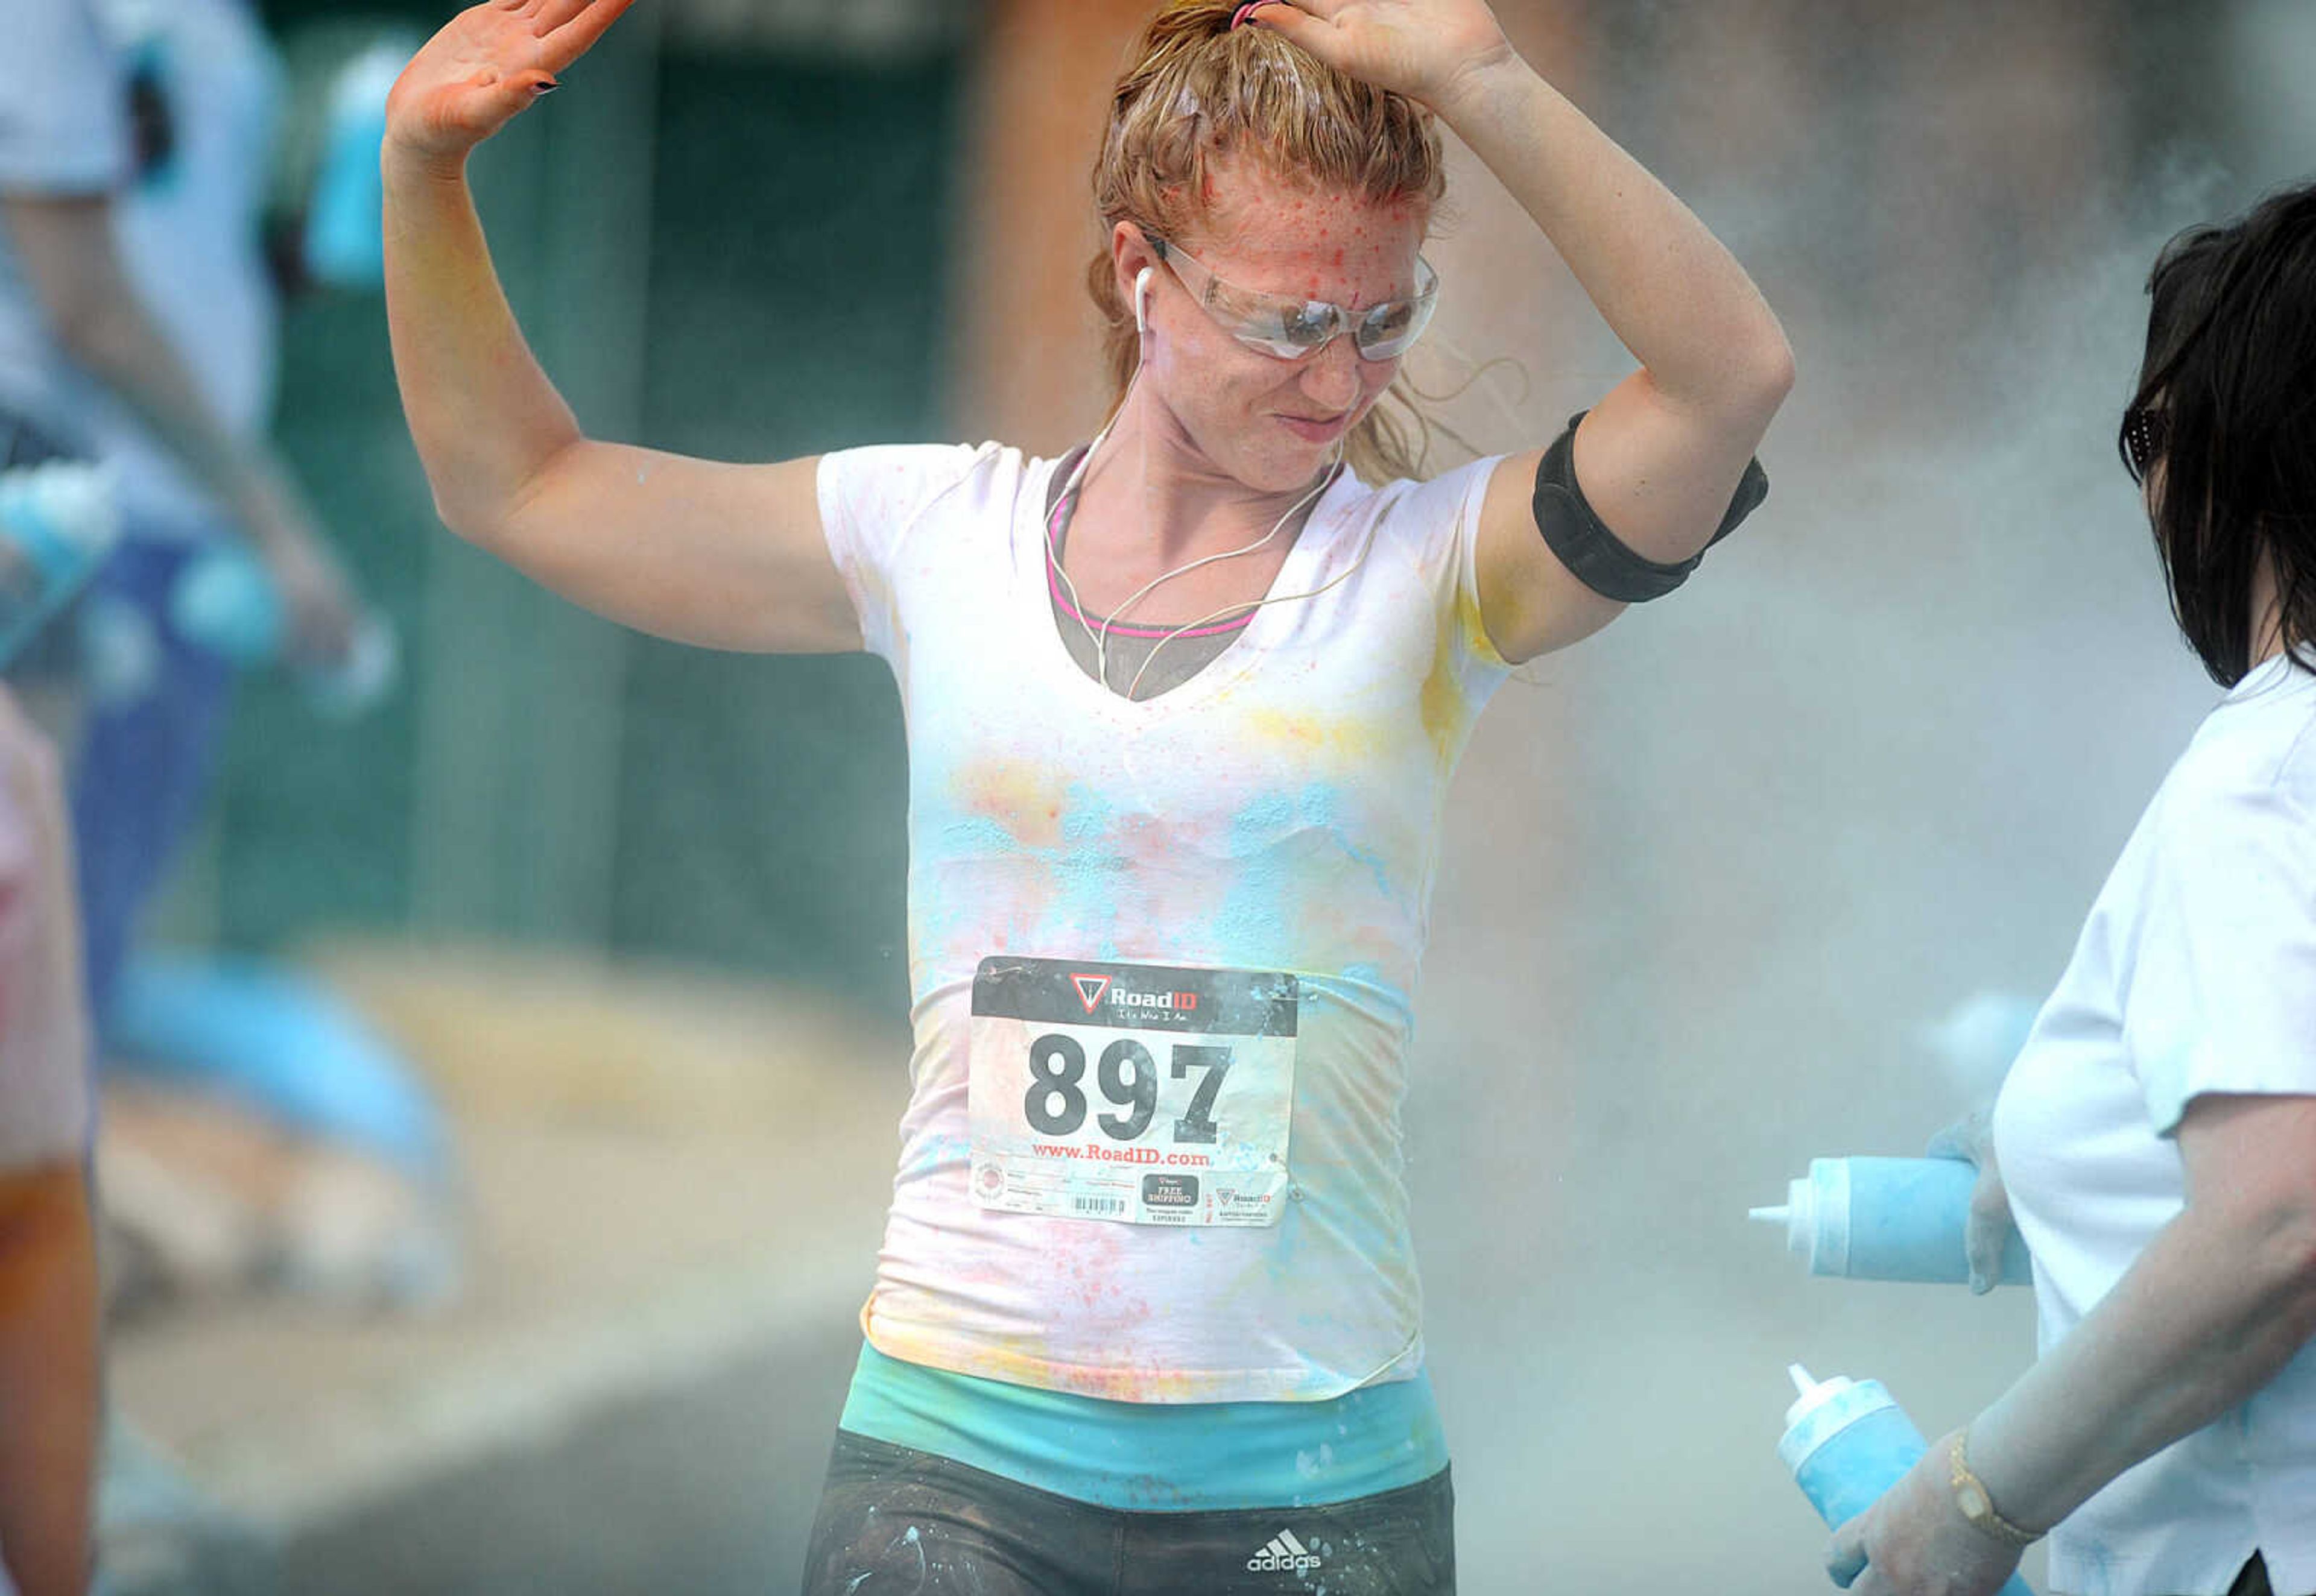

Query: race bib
[968,956,1299,1227]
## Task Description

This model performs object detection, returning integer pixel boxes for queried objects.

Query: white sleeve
[0,0,129,195]
[815,442,992,664]
[1438,455,1516,680]
[1391,453,1517,681]
[2122,776,2316,1135]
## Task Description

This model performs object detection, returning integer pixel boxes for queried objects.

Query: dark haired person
[1830,181,2316,1596]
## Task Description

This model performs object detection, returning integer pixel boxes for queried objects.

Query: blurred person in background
[2,0,448,1323]
[0,0,361,1039]
[1830,181,2316,1596]
[382,0,1790,1589]
[0,684,98,1596]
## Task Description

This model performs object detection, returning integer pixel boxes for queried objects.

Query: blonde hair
[1087,2,1448,484]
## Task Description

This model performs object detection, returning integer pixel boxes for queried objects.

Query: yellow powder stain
[867,1302,1222,1405]
[955,757,1071,850]
[1419,613,1464,761]
[1242,707,1388,765]
[1420,584,1501,760]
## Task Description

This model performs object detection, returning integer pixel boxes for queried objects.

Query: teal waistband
[837,1342,1450,1513]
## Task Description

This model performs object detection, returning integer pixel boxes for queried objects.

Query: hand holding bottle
[1925,1111,2022,1296]
[1824,1427,2031,1596]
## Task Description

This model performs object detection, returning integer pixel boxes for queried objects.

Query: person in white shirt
[0,0,362,1037]
[1830,180,2316,1596]
[379,1,1792,1588]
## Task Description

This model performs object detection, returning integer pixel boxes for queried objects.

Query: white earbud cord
[1122,492,1377,702]
[1046,370,1358,700]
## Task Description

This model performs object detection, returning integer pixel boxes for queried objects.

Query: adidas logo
[1245,1527,1323,1574]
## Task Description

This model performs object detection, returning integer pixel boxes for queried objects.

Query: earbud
[1134,267,1154,337]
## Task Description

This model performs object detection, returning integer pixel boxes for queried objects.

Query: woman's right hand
[1927,1109,2019,1296]
[384,0,636,170]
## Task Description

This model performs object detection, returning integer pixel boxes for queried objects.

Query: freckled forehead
[1191,160,1429,303]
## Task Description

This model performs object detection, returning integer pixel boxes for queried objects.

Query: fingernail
[533,79,560,96]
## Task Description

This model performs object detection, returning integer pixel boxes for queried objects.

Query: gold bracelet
[1949,1428,2042,1549]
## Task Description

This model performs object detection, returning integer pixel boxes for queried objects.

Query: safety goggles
[1151,236,1440,363]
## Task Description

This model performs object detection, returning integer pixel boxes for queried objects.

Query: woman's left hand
[1927,1109,2022,1296]
[1241,0,1517,112]
[1824,1432,2026,1596]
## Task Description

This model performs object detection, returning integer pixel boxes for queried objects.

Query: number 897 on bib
[967,957,1299,1228]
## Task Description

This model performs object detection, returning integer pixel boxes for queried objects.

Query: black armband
[1530,411,1768,603]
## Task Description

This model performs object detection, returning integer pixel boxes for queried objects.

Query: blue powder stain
[935,812,1027,859]
[1058,781,1120,848]
[917,782,1139,960]
[902,1132,972,1180]
[1302,964,1410,1028]
[1299,783,1393,898]
[1215,860,1294,966]
[1229,792,1300,857]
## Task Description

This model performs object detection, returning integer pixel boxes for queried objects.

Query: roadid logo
[1070,972,1199,1016]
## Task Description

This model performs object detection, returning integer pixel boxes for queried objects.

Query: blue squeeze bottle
[169,544,399,721]
[169,541,283,666]
[303,39,413,288]
[1779,1364,2035,1595]
[1752,1156,2031,1286]
[0,463,120,668]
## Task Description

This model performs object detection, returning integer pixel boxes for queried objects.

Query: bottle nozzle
[1787,1363,1818,1399]
[1749,1203,1791,1225]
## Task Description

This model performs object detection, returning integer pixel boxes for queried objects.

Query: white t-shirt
[0,0,131,444]
[1995,649,2316,1596]
[0,0,280,538]
[83,0,283,538]
[818,442,1512,1402]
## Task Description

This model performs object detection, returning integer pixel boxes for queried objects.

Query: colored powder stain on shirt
[1216,787,1393,965]
[1298,783,1394,898]
[1229,790,1302,854]
[934,812,1027,860]
[1418,625,1462,759]
[1056,781,1120,849]
[1215,859,1296,966]
[900,1131,970,1182]
[955,757,1071,850]
[1241,705,1390,768]
[1421,585,1501,762]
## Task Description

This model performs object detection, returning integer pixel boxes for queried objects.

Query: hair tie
[1229,2,1267,28]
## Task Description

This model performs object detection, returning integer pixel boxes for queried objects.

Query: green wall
[214,25,958,1011]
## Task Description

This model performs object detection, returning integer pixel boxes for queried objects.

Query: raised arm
[1250,1,1794,663]
[382,0,857,654]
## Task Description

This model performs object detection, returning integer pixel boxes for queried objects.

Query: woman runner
[381,2,1793,1589]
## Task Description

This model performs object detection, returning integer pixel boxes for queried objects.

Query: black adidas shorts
[801,1430,1455,1595]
